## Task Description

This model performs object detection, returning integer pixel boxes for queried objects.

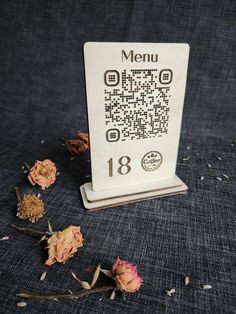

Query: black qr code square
[104,69,171,142]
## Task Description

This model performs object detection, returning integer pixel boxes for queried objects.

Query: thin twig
[14,187,21,203]
[17,286,116,301]
[24,162,31,171]
[10,224,45,236]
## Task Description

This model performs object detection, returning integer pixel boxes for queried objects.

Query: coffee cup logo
[141,151,162,171]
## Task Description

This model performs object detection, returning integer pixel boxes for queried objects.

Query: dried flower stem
[17,286,116,301]
[14,187,22,203]
[11,224,45,236]
[59,138,66,142]
[24,162,31,171]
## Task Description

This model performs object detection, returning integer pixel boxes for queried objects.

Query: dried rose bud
[17,195,44,223]
[65,131,89,155]
[28,159,57,190]
[45,226,83,266]
[112,258,143,292]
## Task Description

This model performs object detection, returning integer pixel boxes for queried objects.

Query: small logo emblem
[104,70,120,86]
[141,151,162,171]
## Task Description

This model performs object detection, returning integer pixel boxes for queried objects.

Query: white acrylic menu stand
[80,42,189,210]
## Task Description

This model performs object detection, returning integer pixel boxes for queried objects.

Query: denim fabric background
[0,1,235,313]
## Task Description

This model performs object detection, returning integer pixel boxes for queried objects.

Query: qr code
[104,69,171,142]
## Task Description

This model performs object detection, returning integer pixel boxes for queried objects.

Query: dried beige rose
[65,131,89,155]
[45,226,83,266]
[28,159,57,190]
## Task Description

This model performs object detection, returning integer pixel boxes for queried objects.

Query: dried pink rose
[28,159,57,190]
[112,258,143,292]
[45,226,83,266]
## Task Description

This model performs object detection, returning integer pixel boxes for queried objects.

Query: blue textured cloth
[0,1,235,313]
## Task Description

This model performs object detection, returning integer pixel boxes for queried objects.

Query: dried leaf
[100,269,114,279]
[90,264,101,288]
[80,281,91,290]
[37,235,47,245]
[203,284,212,290]
[40,271,47,282]
[184,276,190,286]
[71,271,79,280]
[110,290,116,300]
[71,271,91,290]
[17,302,27,307]
[48,221,53,235]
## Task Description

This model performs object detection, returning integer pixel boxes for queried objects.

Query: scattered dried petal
[184,276,190,286]
[70,157,74,160]
[216,156,222,161]
[207,163,212,168]
[17,302,27,307]
[40,271,47,282]
[200,176,205,181]
[166,288,176,296]
[216,177,222,181]
[0,236,9,241]
[37,193,41,198]
[110,290,116,300]
[186,146,190,150]
[222,174,229,179]
[203,284,212,290]
[23,170,28,174]
[68,289,73,295]
[182,156,190,161]
[56,172,60,176]
[41,140,45,144]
